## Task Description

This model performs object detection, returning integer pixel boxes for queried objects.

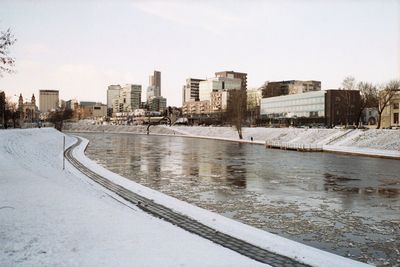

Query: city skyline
[0,0,399,107]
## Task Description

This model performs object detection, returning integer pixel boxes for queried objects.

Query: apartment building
[39,90,59,112]
[182,78,205,104]
[112,84,142,113]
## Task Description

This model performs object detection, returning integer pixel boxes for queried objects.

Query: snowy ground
[0,129,266,267]
[65,122,400,159]
[0,128,371,267]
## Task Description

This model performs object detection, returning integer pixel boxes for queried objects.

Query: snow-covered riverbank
[0,128,372,267]
[64,122,400,159]
[0,129,265,267]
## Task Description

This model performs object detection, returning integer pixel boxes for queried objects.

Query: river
[76,132,400,266]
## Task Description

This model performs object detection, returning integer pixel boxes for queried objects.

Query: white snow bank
[0,128,267,267]
[72,134,372,267]
[65,123,400,158]
[168,126,400,158]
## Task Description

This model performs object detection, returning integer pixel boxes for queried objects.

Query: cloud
[131,1,242,35]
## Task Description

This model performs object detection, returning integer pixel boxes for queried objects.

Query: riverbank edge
[65,129,400,160]
[69,133,372,267]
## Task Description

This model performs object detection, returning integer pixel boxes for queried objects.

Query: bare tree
[48,109,74,131]
[3,97,20,128]
[339,76,357,126]
[227,89,247,139]
[0,91,5,126]
[376,80,400,129]
[0,28,16,77]
[355,82,378,126]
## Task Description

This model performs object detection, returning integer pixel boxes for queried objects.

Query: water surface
[78,133,400,266]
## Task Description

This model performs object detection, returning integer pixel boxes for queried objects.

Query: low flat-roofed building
[260,89,360,126]
[80,102,107,118]
[261,90,326,119]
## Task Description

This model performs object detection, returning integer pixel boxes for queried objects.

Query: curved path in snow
[65,137,310,267]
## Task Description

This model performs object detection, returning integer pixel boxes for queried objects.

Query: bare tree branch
[0,28,17,77]
[376,80,400,129]
[227,89,247,139]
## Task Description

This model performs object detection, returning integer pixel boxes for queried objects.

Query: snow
[64,122,400,158]
[0,128,268,267]
[69,131,372,266]
[0,128,374,266]
[168,126,400,158]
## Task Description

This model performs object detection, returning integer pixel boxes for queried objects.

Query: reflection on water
[78,133,400,266]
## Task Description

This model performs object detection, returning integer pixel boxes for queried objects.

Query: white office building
[113,84,142,113]
[199,77,241,102]
[107,85,122,109]
[260,90,326,118]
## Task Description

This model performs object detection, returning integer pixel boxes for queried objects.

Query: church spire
[31,94,36,106]
[18,94,23,109]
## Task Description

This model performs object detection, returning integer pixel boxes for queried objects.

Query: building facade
[39,90,59,112]
[260,89,360,126]
[362,107,379,125]
[182,100,210,115]
[261,90,326,119]
[262,80,321,98]
[247,88,262,110]
[147,70,161,100]
[65,99,79,111]
[80,101,107,119]
[210,91,228,112]
[112,84,142,113]
[182,78,205,104]
[18,93,40,122]
[199,77,242,102]
[324,90,361,127]
[148,96,167,113]
[107,85,122,108]
[381,91,400,128]
[215,71,247,91]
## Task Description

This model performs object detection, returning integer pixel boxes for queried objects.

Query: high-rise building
[39,90,59,112]
[147,70,161,100]
[148,96,167,113]
[107,85,122,116]
[113,84,142,113]
[182,78,205,104]
[199,77,242,102]
[215,71,247,91]
[107,85,122,109]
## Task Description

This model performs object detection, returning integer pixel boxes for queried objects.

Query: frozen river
[77,132,400,266]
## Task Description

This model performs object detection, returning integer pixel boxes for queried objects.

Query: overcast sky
[1,0,399,107]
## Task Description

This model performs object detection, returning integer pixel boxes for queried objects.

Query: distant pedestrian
[250,136,253,142]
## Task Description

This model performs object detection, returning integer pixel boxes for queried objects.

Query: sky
[0,0,399,107]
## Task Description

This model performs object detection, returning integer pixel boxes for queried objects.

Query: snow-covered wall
[64,122,400,157]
